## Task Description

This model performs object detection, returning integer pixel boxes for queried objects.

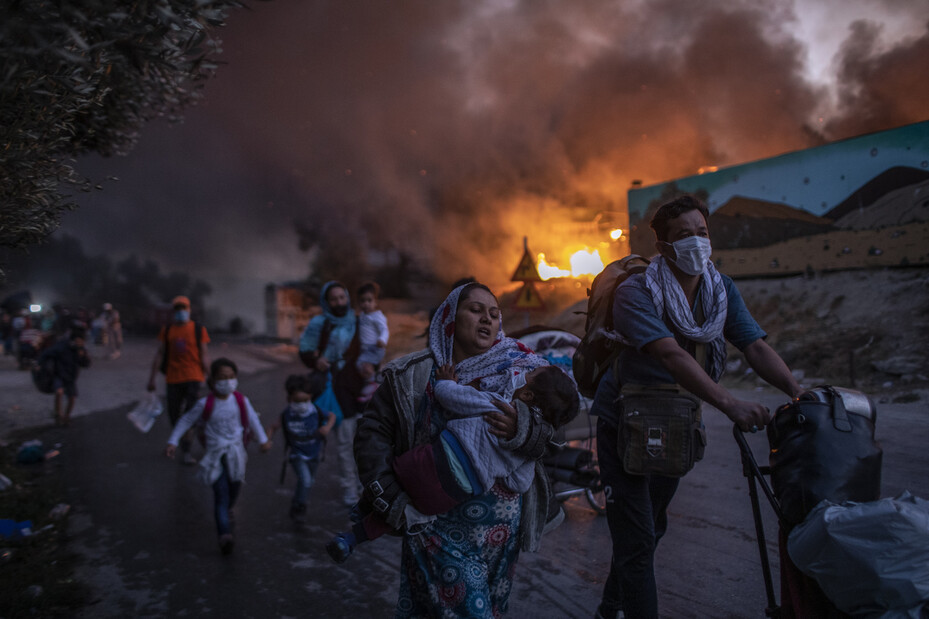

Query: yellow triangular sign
[511,238,542,282]
[513,282,545,310]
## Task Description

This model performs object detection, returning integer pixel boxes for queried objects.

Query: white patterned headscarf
[429,283,547,398]
[644,256,728,381]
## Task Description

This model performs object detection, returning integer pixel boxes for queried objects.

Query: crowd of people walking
[4,193,811,617]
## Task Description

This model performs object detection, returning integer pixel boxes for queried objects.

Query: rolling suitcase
[734,385,881,618]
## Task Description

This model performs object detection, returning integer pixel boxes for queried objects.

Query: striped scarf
[644,256,728,381]
[429,284,547,399]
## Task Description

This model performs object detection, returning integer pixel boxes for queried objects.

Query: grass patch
[0,437,89,618]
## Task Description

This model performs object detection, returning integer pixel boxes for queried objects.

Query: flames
[535,229,623,281]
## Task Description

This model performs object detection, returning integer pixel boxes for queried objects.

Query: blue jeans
[290,458,319,510]
[597,417,680,619]
[212,460,241,536]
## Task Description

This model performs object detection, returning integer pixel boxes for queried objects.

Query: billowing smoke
[59,0,929,323]
[827,17,929,136]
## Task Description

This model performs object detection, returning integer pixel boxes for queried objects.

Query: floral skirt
[396,483,522,618]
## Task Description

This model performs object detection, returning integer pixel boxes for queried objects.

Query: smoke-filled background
[35,0,929,327]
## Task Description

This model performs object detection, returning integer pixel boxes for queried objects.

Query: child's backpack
[572,254,650,398]
[31,352,57,394]
[198,392,251,446]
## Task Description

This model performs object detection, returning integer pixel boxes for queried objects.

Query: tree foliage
[0,0,248,252]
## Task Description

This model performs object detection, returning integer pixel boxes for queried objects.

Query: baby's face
[358,292,378,314]
[515,368,564,426]
[513,368,544,401]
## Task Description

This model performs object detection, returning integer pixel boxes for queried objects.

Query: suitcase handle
[733,425,788,617]
[822,385,852,432]
[733,426,792,530]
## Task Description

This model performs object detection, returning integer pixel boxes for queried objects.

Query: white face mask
[666,236,712,276]
[291,401,314,416]
[213,378,237,396]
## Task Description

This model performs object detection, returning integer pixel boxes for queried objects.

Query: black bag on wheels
[768,385,882,528]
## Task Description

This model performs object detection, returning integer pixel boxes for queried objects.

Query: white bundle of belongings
[788,491,929,618]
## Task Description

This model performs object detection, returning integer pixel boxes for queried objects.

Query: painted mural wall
[626,120,929,277]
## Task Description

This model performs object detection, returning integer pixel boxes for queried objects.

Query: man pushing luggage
[588,195,802,619]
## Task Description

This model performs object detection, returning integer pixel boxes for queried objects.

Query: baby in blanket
[326,362,579,563]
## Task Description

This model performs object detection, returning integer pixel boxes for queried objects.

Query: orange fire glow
[537,248,605,281]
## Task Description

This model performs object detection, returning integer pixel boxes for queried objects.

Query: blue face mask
[174,309,190,322]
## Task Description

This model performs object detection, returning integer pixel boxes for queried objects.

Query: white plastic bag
[788,491,929,617]
[127,393,163,433]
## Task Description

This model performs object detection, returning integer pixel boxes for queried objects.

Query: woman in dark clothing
[354,283,557,617]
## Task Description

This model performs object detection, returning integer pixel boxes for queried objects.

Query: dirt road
[21,361,926,618]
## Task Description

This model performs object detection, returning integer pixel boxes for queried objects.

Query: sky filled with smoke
[58,0,929,327]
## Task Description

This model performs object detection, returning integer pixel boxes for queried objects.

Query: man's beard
[330,305,348,317]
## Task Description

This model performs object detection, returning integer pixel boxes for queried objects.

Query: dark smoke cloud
[58,0,929,324]
[827,18,929,137]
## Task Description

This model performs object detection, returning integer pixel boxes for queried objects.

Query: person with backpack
[265,373,336,523]
[165,358,272,555]
[147,295,210,465]
[39,327,91,426]
[297,281,365,507]
[589,195,801,619]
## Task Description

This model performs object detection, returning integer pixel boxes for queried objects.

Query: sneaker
[182,452,198,466]
[325,533,354,564]
[219,533,235,555]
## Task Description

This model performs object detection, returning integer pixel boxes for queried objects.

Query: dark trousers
[333,362,365,419]
[166,381,201,424]
[597,417,680,619]
[167,381,201,451]
[212,459,241,537]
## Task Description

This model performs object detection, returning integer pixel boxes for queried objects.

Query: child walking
[165,358,271,555]
[39,328,91,426]
[266,373,336,523]
[355,281,389,403]
[326,363,579,562]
